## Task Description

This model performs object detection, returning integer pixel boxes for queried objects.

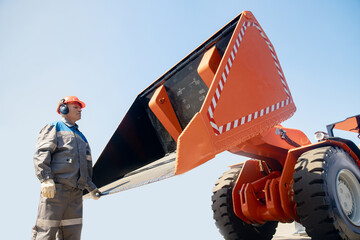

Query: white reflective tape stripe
[274,61,280,70]
[241,117,246,125]
[271,52,277,61]
[236,38,240,48]
[268,44,274,52]
[215,88,220,99]
[36,219,61,228]
[260,31,266,39]
[228,57,232,68]
[60,218,82,226]
[226,123,231,131]
[233,43,238,54]
[222,72,227,82]
[208,106,214,118]
[284,87,290,96]
[219,79,224,90]
[210,121,218,130]
[225,64,230,75]
[266,107,270,114]
[86,155,92,161]
[218,126,223,134]
[230,51,235,61]
[234,119,239,128]
[212,97,217,109]
[278,70,283,78]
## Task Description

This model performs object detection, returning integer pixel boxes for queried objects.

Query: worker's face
[66,103,82,123]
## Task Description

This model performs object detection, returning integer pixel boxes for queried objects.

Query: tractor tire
[293,146,360,240]
[211,165,278,240]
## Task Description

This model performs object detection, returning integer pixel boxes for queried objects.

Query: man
[32,96,101,240]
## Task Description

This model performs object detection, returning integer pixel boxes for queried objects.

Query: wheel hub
[337,180,354,215]
[336,169,360,226]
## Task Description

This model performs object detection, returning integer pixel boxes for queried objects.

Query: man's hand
[41,179,56,198]
[90,188,102,200]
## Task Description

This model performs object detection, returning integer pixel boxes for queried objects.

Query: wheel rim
[336,169,360,226]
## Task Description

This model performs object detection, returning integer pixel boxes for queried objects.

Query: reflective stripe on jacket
[33,118,97,192]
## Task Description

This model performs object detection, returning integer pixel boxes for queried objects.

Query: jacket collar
[62,117,78,129]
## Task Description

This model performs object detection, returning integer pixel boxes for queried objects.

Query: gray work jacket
[33,118,97,192]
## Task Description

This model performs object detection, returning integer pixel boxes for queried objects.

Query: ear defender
[59,99,69,115]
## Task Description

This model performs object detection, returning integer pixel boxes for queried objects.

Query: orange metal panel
[333,115,360,134]
[228,126,311,169]
[175,113,216,173]
[149,85,182,141]
[265,177,289,222]
[261,126,311,149]
[232,160,265,222]
[175,10,296,175]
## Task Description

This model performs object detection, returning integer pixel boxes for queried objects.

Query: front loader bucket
[90,11,296,196]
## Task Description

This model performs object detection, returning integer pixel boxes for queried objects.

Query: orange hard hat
[57,96,86,114]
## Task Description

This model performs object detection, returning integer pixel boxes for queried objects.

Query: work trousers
[31,184,83,240]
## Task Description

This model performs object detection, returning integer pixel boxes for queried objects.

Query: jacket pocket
[51,157,74,174]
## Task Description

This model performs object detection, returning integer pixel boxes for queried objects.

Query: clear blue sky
[0,1,359,239]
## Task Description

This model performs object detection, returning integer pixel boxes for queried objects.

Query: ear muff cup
[59,99,69,115]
